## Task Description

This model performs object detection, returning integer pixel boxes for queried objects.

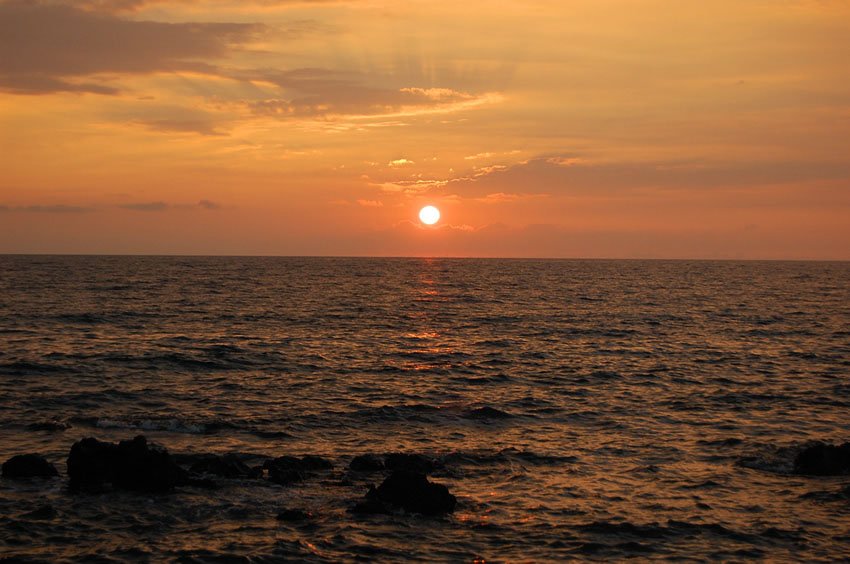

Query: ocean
[1,256,848,562]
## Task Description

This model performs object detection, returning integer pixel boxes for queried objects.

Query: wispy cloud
[134,117,226,136]
[118,201,169,212]
[0,204,92,213]
[235,67,501,121]
[452,155,850,197]
[118,200,225,211]
[474,192,548,204]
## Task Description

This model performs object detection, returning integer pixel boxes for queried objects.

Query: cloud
[474,192,547,204]
[238,68,499,120]
[373,178,452,194]
[451,155,850,198]
[356,199,383,207]
[134,117,226,136]
[119,201,169,211]
[388,159,414,167]
[0,1,265,94]
[464,152,494,161]
[49,0,343,13]
[117,200,225,211]
[0,203,92,213]
[198,199,222,210]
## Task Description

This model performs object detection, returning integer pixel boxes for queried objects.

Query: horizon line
[1,253,847,263]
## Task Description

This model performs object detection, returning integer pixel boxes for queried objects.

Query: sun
[419,205,441,225]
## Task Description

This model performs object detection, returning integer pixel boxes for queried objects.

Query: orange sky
[1,0,849,258]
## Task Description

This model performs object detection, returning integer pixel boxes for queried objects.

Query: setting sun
[419,206,441,226]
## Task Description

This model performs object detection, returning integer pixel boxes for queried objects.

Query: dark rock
[21,505,57,520]
[264,456,305,485]
[2,454,59,479]
[276,508,312,522]
[67,435,185,492]
[267,468,304,486]
[112,436,185,492]
[263,455,332,485]
[355,470,456,515]
[793,442,850,476]
[264,455,301,471]
[189,454,258,479]
[462,406,513,420]
[349,454,384,472]
[67,437,118,488]
[384,453,440,474]
[299,455,333,471]
[26,421,71,432]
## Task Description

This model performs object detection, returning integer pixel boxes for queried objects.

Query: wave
[577,519,803,544]
[66,416,240,436]
[339,403,524,425]
[440,448,578,467]
[0,361,77,375]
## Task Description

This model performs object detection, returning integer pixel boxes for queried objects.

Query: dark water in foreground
[0,256,848,562]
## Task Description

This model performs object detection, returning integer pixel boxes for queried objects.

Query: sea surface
[0,256,848,562]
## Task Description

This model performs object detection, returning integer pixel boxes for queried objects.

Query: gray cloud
[119,201,169,211]
[135,117,225,136]
[0,204,93,213]
[50,0,342,13]
[118,200,225,211]
[0,1,265,94]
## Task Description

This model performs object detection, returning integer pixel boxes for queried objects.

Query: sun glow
[419,205,441,225]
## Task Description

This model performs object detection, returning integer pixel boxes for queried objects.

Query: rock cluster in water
[67,436,186,492]
[1,435,459,517]
[351,470,457,515]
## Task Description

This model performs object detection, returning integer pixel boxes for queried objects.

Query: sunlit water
[1,256,848,562]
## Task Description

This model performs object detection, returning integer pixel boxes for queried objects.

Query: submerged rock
[2,454,59,479]
[67,435,185,492]
[264,455,333,485]
[793,442,850,476]
[26,421,71,433]
[21,504,58,520]
[189,454,259,479]
[352,470,457,515]
[349,454,385,473]
[299,455,334,471]
[462,406,514,420]
[276,508,312,522]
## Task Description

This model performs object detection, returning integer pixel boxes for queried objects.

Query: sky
[1,0,849,258]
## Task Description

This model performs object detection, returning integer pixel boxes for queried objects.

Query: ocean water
[0,256,848,562]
